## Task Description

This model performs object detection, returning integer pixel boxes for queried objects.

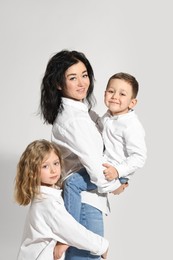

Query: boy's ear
[129,98,137,109]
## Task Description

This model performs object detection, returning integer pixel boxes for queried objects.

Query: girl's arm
[47,199,109,256]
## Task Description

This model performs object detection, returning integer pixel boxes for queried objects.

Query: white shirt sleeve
[115,120,147,178]
[56,116,121,193]
[46,199,109,255]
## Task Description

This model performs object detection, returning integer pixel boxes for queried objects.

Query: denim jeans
[63,168,97,222]
[63,169,104,260]
[119,177,129,184]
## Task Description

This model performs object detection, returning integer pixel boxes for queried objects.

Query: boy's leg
[119,177,129,184]
[63,168,97,221]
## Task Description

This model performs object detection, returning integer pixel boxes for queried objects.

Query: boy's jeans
[63,168,104,260]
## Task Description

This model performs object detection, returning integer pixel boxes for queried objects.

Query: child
[99,72,147,184]
[56,72,147,254]
[14,139,109,260]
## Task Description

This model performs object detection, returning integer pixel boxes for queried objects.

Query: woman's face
[60,61,90,101]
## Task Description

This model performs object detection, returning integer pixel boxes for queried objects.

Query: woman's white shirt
[52,98,120,213]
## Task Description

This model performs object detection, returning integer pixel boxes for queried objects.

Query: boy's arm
[115,122,147,178]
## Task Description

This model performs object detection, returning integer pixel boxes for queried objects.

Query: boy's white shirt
[99,109,147,179]
[52,98,121,214]
[17,186,109,260]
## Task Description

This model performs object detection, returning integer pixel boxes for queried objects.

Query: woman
[40,50,127,259]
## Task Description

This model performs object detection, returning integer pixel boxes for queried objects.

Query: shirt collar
[39,185,62,199]
[62,97,88,112]
[106,109,134,120]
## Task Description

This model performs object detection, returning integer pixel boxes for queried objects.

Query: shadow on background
[0,155,28,259]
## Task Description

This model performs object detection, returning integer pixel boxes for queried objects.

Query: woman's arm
[55,116,121,193]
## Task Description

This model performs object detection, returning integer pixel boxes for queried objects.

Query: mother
[40,50,126,260]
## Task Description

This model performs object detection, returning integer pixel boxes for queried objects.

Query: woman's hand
[111,183,129,195]
[101,247,108,259]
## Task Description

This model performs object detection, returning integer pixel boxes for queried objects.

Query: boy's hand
[102,163,119,181]
[111,183,129,195]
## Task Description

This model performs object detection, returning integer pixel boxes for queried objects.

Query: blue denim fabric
[119,177,129,184]
[64,203,104,260]
[63,169,103,260]
[63,168,97,222]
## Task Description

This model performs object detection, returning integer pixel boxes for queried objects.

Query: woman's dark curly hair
[40,50,95,125]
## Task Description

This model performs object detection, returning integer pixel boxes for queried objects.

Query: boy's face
[40,151,61,187]
[104,78,137,116]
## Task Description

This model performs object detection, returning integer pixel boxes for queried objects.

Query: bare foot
[54,242,69,259]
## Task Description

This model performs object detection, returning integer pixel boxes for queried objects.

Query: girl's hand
[53,242,69,260]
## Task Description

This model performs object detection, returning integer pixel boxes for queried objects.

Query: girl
[14,139,108,260]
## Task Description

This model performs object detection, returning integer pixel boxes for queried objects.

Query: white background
[0,1,172,259]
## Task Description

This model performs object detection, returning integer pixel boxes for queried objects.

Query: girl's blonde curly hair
[14,139,63,206]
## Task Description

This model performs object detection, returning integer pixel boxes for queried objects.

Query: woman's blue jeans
[63,168,104,260]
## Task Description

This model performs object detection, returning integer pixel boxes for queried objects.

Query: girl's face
[59,61,90,101]
[40,151,61,187]
[104,79,137,116]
